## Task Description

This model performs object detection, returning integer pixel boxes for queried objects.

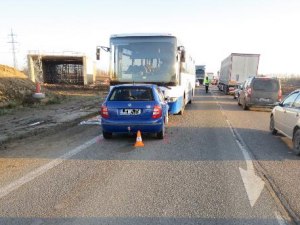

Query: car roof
[290,89,300,94]
[253,77,278,80]
[110,33,175,38]
[113,84,156,89]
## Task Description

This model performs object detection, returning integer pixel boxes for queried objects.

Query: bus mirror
[96,48,100,60]
[96,46,110,60]
[181,50,186,62]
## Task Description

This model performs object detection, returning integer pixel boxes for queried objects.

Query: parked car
[233,85,242,99]
[270,89,300,155]
[195,80,200,87]
[101,84,169,139]
[237,77,282,110]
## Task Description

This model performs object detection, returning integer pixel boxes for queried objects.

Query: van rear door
[251,78,280,105]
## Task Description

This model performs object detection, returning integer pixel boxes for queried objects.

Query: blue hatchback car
[101,84,169,139]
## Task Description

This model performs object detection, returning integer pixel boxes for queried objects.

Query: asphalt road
[0,86,293,225]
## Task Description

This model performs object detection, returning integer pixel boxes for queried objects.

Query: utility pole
[7,29,18,68]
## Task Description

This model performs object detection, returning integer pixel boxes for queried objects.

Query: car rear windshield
[252,79,279,92]
[109,87,154,101]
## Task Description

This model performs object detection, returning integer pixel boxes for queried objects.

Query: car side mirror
[164,97,170,103]
[278,102,284,107]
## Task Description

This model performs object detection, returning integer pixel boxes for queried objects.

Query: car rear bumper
[101,118,163,133]
[247,102,277,108]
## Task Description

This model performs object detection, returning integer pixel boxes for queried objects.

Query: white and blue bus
[97,33,195,115]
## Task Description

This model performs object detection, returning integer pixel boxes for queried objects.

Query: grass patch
[46,96,62,105]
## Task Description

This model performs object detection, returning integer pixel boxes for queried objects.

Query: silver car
[270,89,300,155]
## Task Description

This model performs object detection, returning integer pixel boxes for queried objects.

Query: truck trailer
[218,53,260,94]
[195,65,205,84]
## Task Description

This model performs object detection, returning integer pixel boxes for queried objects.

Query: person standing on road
[204,76,210,93]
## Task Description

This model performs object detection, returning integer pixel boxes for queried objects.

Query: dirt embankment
[0,65,58,109]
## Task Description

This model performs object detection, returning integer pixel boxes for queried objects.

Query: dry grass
[280,76,300,95]
[0,64,59,109]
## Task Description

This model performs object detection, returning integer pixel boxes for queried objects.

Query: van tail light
[101,105,109,118]
[278,89,282,102]
[152,105,162,119]
[246,87,252,98]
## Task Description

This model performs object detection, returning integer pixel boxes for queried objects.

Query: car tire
[224,86,228,95]
[237,96,241,106]
[293,130,300,156]
[233,94,237,100]
[242,100,249,110]
[103,131,112,139]
[270,115,278,135]
[157,123,165,139]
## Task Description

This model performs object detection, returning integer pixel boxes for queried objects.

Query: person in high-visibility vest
[204,76,210,93]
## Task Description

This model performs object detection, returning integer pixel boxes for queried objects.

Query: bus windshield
[110,36,177,85]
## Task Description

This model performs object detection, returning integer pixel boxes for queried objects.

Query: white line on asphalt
[211,90,265,208]
[275,211,288,225]
[211,90,288,224]
[0,135,103,199]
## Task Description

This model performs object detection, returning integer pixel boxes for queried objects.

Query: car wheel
[238,96,241,106]
[233,94,237,100]
[157,122,165,139]
[293,130,300,156]
[270,115,278,135]
[242,100,249,110]
[224,86,228,95]
[103,131,112,139]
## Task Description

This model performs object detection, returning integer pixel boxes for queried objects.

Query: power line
[7,29,18,68]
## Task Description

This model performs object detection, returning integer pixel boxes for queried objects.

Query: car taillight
[246,87,252,98]
[278,89,282,102]
[101,105,109,118]
[152,105,162,119]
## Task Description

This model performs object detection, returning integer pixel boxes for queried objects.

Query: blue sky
[0,0,300,75]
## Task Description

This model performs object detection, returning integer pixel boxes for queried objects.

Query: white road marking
[212,90,265,207]
[0,135,103,199]
[211,89,288,224]
[275,211,288,225]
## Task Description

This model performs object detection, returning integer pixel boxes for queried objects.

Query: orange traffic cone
[134,130,145,147]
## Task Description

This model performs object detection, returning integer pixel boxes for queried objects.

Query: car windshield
[109,87,154,101]
[252,79,279,92]
[110,37,177,85]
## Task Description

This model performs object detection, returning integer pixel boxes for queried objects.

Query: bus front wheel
[188,89,193,104]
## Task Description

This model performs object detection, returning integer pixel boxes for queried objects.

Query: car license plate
[259,98,270,102]
[120,109,141,115]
